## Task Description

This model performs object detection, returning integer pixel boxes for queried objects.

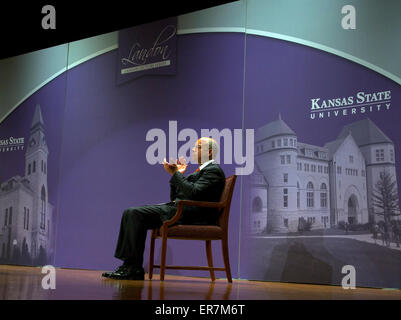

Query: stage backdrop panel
[0,46,68,267]
[54,31,246,278]
[240,32,401,289]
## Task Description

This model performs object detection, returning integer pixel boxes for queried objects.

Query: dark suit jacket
[166,162,226,225]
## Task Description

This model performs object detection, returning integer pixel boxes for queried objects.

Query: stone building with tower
[249,115,399,234]
[0,105,53,264]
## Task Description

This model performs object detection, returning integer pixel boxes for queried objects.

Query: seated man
[102,137,225,280]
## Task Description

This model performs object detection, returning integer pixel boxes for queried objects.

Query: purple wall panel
[54,33,245,278]
[240,35,401,288]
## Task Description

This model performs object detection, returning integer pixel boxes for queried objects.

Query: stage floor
[0,265,400,300]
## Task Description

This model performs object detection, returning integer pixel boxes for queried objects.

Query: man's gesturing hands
[163,156,188,175]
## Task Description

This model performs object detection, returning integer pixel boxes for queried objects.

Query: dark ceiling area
[0,1,237,59]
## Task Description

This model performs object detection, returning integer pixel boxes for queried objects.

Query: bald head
[191,137,218,164]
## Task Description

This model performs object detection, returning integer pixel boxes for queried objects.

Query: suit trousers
[114,202,176,268]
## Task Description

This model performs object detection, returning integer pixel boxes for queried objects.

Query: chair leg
[160,233,168,281]
[221,237,232,283]
[205,240,216,281]
[148,231,155,280]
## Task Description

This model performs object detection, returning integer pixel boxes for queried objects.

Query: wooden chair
[148,175,237,282]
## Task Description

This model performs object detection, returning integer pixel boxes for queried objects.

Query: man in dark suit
[102,137,225,280]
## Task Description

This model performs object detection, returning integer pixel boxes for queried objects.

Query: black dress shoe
[109,266,145,280]
[102,264,129,278]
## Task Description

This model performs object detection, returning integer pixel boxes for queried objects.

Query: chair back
[217,175,237,229]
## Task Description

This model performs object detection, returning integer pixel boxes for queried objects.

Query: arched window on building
[297,182,300,208]
[307,182,314,208]
[40,186,46,230]
[320,183,327,208]
[252,197,263,212]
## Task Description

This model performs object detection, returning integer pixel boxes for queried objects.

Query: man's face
[191,139,210,164]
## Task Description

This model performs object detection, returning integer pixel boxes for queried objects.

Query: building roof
[0,175,32,194]
[297,142,329,153]
[297,142,329,160]
[255,114,296,142]
[31,104,44,129]
[337,118,392,146]
[324,136,347,159]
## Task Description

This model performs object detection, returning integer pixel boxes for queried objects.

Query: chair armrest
[162,200,225,227]
[177,200,225,209]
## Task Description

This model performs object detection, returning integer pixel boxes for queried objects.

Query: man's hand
[163,158,178,175]
[163,157,188,175]
[176,156,188,174]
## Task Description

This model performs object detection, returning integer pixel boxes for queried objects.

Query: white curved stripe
[67,44,118,70]
[0,67,67,124]
[178,27,400,85]
[177,27,246,35]
[0,45,119,124]
[3,27,399,125]
[246,29,401,86]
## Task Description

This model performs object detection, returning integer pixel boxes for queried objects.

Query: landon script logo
[117,17,177,84]
[121,24,176,74]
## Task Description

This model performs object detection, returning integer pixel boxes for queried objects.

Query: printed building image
[249,115,399,234]
[0,105,54,265]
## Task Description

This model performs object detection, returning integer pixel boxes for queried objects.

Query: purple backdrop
[240,35,401,288]
[54,33,245,278]
[0,75,67,206]
[0,74,67,265]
